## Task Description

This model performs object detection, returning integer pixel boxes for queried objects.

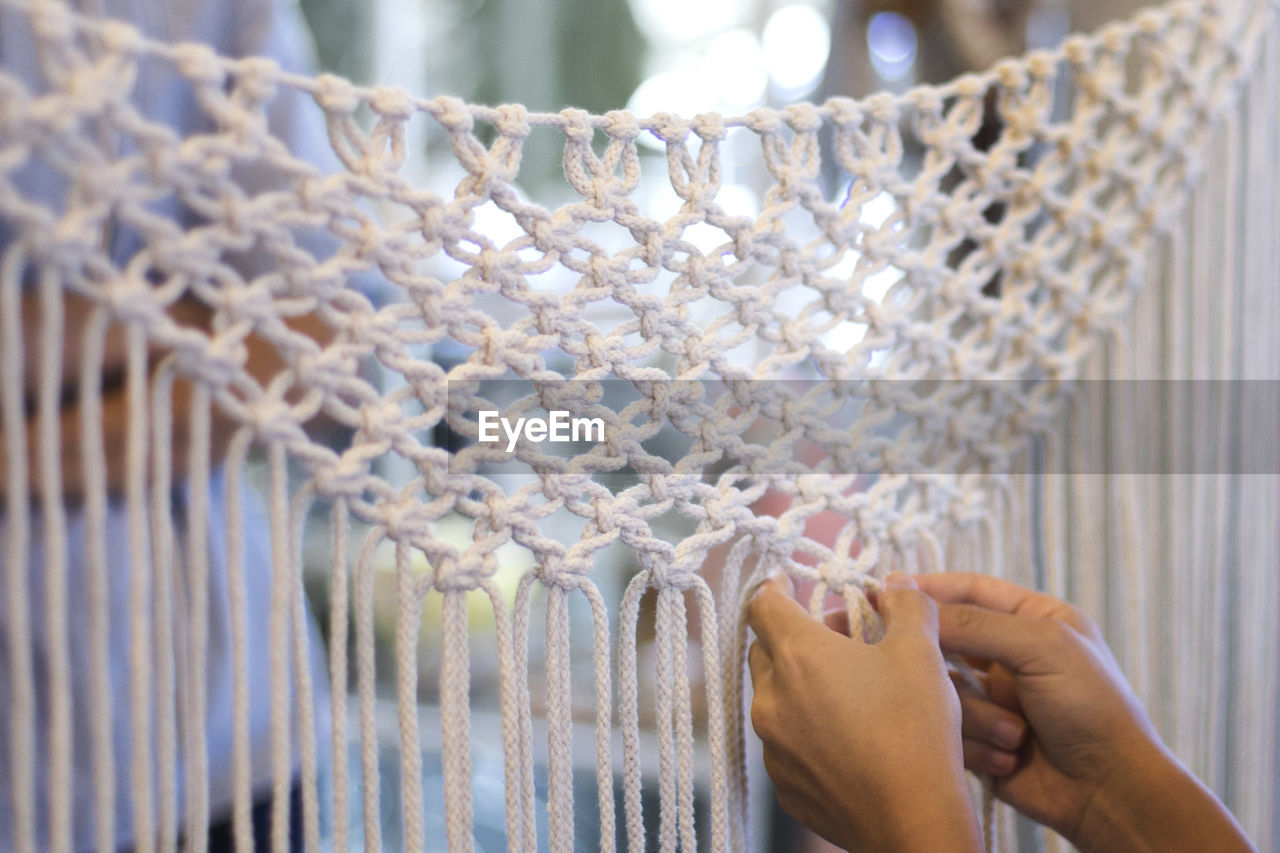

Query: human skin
[746,573,984,852]
[913,572,1255,853]
[748,570,1256,853]
[4,290,332,501]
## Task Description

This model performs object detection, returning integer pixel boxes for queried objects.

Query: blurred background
[282,0,1151,848]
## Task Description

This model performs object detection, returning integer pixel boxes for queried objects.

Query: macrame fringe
[0,0,1277,851]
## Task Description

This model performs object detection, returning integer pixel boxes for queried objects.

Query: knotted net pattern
[1,0,1278,850]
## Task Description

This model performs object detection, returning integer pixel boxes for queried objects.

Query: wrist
[1074,742,1253,853]
[872,773,982,853]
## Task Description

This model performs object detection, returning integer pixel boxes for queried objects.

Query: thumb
[877,572,938,642]
[746,575,817,654]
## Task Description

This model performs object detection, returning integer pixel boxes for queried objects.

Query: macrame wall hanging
[0,0,1277,850]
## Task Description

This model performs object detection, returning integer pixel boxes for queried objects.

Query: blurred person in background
[0,0,334,848]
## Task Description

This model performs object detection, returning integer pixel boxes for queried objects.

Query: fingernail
[883,571,917,590]
[756,572,794,598]
[992,719,1024,750]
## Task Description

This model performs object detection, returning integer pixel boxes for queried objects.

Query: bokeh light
[867,11,917,82]
[762,4,831,99]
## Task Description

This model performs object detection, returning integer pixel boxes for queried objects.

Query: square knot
[783,104,823,134]
[433,96,475,134]
[314,74,359,115]
[906,89,944,118]
[176,343,238,388]
[248,398,299,444]
[744,108,782,135]
[432,553,486,593]
[690,113,726,142]
[645,556,698,591]
[361,399,405,442]
[174,43,227,87]
[100,21,144,56]
[371,87,414,121]
[378,502,426,545]
[29,0,73,41]
[559,108,595,144]
[647,113,690,144]
[313,457,371,500]
[865,93,899,125]
[103,281,163,327]
[951,74,986,99]
[822,569,878,598]
[232,57,281,104]
[494,104,531,140]
[532,557,579,591]
[827,97,863,128]
[995,59,1029,90]
[603,110,640,142]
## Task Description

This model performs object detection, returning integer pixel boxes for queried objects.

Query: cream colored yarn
[1,0,1277,850]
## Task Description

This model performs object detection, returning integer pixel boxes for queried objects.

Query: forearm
[878,787,984,853]
[1074,744,1254,853]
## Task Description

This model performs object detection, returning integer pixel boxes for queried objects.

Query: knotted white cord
[37,263,73,853]
[0,0,1276,850]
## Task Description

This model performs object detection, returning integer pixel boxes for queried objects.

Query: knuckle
[1065,604,1101,637]
[1038,618,1081,651]
[771,634,800,672]
[950,602,983,633]
[749,695,776,738]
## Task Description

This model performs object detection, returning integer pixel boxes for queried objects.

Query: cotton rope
[1,0,1278,850]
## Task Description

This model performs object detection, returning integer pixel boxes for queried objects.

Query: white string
[81,307,117,853]
[183,383,212,853]
[288,486,322,852]
[37,262,72,853]
[222,431,256,853]
[576,577,617,853]
[1,246,36,853]
[618,571,650,853]
[669,589,698,853]
[353,528,383,851]
[148,361,179,853]
[438,585,472,853]
[0,0,1275,850]
[477,576,527,853]
[125,324,155,853]
[511,573,539,853]
[395,539,426,853]
[267,444,295,853]
[326,498,351,853]
[544,583,573,853]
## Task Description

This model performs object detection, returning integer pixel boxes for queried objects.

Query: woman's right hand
[915,572,1254,853]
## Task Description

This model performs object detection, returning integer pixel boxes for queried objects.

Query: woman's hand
[746,573,982,853]
[916,572,1254,853]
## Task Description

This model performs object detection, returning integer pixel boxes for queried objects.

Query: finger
[983,663,1022,713]
[745,575,818,654]
[938,602,1079,673]
[915,572,1096,635]
[953,681,1027,751]
[962,737,1019,777]
[747,639,772,683]
[876,572,938,642]
[914,572,1055,612]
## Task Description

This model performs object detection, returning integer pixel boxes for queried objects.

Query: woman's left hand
[745,573,982,852]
